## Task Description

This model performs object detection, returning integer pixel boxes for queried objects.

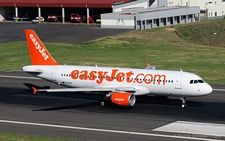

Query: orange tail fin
[24,29,60,65]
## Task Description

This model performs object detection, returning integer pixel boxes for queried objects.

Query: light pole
[210,32,217,46]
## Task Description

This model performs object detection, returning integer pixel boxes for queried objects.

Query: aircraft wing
[32,85,150,95]
[32,86,136,94]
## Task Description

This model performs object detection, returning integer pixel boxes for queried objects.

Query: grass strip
[0,132,78,141]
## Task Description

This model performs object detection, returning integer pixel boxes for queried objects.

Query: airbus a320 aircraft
[22,29,212,108]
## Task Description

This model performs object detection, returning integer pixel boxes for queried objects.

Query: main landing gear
[180,97,187,108]
[100,93,111,107]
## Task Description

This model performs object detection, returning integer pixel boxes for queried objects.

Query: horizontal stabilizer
[32,87,38,94]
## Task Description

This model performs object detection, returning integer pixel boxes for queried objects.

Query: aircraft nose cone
[206,84,213,94]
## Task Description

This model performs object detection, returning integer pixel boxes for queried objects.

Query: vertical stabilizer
[24,29,60,65]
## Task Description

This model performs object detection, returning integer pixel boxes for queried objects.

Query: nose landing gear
[180,97,187,108]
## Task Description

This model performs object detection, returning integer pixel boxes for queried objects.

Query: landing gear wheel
[181,103,187,108]
[100,101,110,107]
[101,101,105,107]
[180,97,187,108]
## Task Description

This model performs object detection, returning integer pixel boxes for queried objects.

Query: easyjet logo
[70,69,166,85]
[30,34,49,61]
[114,98,125,101]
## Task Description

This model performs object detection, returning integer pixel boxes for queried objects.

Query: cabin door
[175,75,183,89]
[51,68,57,81]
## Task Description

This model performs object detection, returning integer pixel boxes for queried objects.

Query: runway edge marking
[0,119,222,141]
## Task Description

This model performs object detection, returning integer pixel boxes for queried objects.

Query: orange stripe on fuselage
[70,69,166,85]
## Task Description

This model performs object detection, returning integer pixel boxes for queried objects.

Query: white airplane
[22,29,213,108]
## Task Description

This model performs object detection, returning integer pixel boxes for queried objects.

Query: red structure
[0,0,132,8]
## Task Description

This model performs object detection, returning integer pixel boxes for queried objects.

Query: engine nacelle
[111,92,136,107]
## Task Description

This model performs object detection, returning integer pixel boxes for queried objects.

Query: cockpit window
[190,79,204,84]
[194,80,198,84]
[198,80,204,83]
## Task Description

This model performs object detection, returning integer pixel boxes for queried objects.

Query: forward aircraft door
[175,75,183,89]
[51,68,57,81]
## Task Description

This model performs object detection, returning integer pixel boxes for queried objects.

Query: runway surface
[0,72,225,141]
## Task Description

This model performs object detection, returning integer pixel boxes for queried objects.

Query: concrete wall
[101,20,134,29]
[135,6,199,20]
[101,12,135,28]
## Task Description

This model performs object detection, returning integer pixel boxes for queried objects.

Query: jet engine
[111,92,136,106]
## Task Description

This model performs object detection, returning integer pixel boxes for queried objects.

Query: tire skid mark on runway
[0,119,222,141]
[0,75,40,79]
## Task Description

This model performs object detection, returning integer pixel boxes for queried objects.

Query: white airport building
[167,0,225,19]
[101,0,225,29]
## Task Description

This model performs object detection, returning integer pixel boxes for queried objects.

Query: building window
[215,12,217,16]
